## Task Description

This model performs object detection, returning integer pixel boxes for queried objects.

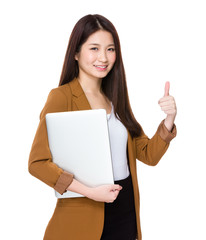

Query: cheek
[79,51,96,66]
[86,52,97,63]
[110,53,116,65]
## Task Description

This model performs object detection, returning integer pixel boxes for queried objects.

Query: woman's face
[75,30,116,81]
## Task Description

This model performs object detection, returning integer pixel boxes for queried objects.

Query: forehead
[85,30,114,45]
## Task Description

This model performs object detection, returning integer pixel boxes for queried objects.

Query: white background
[0,0,206,239]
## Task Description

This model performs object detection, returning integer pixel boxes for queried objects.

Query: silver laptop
[45,109,114,198]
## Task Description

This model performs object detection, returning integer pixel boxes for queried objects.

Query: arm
[67,178,122,203]
[28,88,74,195]
[135,120,177,166]
[135,81,177,166]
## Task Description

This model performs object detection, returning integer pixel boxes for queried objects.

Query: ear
[74,53,79,61]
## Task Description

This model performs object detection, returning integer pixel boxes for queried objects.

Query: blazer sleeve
[28,88,74,195]
[135,120,177,166]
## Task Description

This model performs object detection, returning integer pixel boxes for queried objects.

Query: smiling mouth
[94,65,108,69]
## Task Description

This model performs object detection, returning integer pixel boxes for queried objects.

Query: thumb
[164,81,170,96]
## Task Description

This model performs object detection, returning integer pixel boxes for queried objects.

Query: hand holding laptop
[67,177,122,203]
[86,184,122,203]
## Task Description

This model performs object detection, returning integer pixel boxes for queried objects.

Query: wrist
[84,187,94,199]
[164,114,176,132]
[166,113,176,122]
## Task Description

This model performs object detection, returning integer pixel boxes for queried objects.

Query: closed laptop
[45,109,114,198]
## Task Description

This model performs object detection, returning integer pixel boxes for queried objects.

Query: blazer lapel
[69,78,92,111]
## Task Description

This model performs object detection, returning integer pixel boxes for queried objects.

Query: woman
[28,14,177,240]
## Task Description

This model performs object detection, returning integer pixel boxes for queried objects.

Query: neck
[77,76,103,94]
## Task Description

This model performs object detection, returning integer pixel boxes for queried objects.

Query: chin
[97,71,110,77]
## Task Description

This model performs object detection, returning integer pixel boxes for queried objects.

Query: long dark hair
[59,14,142,138]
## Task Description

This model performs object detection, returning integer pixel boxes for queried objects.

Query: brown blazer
[28,77,176,240]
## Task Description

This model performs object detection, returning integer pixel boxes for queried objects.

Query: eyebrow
[88,43,115,47]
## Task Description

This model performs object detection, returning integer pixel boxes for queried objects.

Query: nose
[98,50,108,62]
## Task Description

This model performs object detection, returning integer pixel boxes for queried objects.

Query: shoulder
[49,82,72,99]
[47,82,74,106]
[40,83,73,119]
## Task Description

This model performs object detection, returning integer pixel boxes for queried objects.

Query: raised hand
[158,81,177,131]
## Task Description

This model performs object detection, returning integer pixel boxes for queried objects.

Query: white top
[107,103,130,181]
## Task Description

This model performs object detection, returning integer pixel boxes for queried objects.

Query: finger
[164,81,170,97]
[163,109,176,115]
[161,106,175,111]
[112,184,122,191]
[159,101,171,107]
[159,99,175,107]
[158,95,173,104]
[114,190,120,198]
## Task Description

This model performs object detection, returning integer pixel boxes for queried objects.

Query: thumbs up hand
[158,81,177,131]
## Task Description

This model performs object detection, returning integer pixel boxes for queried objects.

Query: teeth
[95,65,107,68]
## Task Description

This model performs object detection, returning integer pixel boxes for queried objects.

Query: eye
[108,48,115,52]
[90,47,98,51]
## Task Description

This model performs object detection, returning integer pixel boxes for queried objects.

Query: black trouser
[100,174,137,240]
